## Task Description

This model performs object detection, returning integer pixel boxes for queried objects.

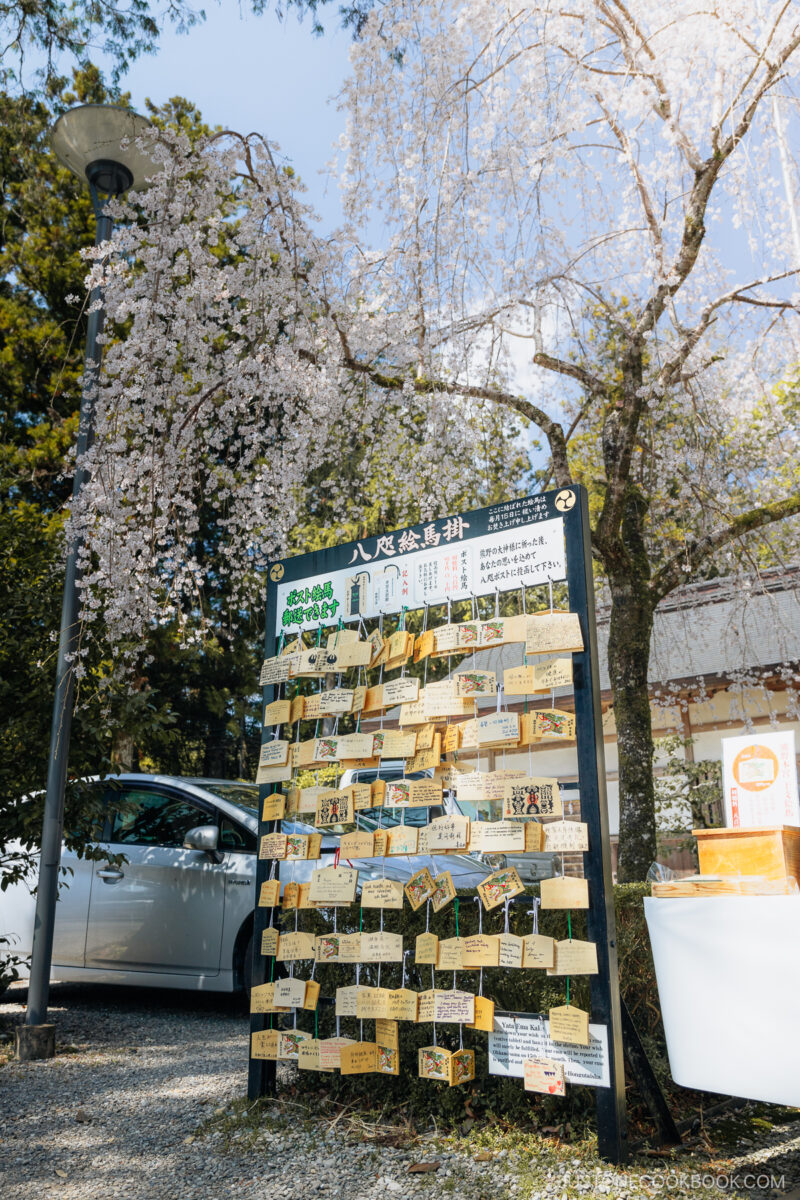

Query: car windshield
[187,780,260,815]
[357,805,444,829]
[455,798,502,822]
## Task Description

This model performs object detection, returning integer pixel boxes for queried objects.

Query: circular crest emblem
[269,563,285,582]
[555,489,576,512]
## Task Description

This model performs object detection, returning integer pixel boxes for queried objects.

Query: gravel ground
[2,982,800,1200]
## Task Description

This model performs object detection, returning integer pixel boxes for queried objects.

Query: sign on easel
[721,731,800,828]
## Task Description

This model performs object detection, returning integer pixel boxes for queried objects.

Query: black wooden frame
[247,485,629,1162]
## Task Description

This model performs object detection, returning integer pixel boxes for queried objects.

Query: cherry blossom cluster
[338,0,800,559]
[72,128,497,645]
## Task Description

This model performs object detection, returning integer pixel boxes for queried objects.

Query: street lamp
[17,106,156,1061]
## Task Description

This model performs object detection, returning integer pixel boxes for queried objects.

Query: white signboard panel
[275,512,565,636]
[721,731,799,828]
[488,1012,610,1088]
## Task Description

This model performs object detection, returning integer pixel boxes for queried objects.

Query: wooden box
[693,826,800,886]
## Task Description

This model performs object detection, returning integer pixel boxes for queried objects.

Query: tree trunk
[607,574,658,881]
[600,479,659,882]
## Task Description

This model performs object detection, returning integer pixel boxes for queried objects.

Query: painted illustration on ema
[504,778,562,819]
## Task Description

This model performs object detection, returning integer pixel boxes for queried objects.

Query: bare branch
[322,341,575,489]
[532,350,607,397]
[633,25,800,343]
[593,91,664,273]
[651,494,800,602]
[656,269,799,389]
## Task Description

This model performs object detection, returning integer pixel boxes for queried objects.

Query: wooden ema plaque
[524,1058,566,1096]
[418,1047,475,1086]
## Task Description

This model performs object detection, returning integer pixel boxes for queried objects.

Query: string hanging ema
[452,897,461,991]
[528,898,540,936]
[566,911,572,1004]
[431,965,437,1046]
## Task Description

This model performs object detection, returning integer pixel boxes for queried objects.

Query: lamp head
[51,104,156,196]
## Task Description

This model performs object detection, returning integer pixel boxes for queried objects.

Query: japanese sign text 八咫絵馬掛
[275,496,566,634]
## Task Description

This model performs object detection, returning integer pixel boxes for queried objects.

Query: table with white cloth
[644,895,800,1106]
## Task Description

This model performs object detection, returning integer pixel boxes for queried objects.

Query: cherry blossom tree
[75,0,800,880]
[333,0,800,878]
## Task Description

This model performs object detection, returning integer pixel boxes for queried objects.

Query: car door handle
[97,869,124,881]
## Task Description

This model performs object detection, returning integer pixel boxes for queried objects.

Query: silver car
[3,772,554,994]
[4,776,266,993]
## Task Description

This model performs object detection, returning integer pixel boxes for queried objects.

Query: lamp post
[17,106,155,1061]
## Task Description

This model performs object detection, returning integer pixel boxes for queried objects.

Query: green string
[360,906,364,932]
[566,909,572,1004]
[400,605,408,629]
[270,956,274,981]
[315,1007,319,1039]
[454,897,460,938]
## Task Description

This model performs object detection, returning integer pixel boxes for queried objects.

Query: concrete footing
[14,1024,56,1061]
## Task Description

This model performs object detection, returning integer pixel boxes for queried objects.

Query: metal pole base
[14,1024,56,1061]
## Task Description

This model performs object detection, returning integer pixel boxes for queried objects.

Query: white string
[474,895,483,934]
[431,964,437,1046]
[527,899,540,936]
[549,576,556,710]
[402,949,409,989]
[425,899,430,933]
[503,897,511,934]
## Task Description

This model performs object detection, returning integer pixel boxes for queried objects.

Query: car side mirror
[184,824,223,863]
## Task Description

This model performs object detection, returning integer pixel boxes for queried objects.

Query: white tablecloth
[644,895,800,1106]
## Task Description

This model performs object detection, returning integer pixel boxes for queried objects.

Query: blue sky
[106,5,353,231]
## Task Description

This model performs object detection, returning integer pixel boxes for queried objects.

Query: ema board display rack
[248,486,628,1163]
